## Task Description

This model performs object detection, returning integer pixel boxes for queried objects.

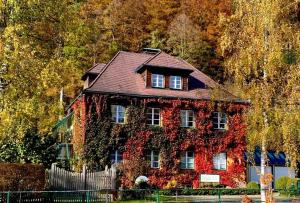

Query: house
[67,48,248,189]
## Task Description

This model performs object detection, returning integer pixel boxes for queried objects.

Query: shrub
[246,181,260,189]
[164,180,177,189]
[287,178,298,190]
[275,176,291,189]
[0,163,45,191]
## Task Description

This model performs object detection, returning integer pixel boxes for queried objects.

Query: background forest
[0,0,299,167]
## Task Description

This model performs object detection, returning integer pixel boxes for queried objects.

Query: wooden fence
[49,163,116,190]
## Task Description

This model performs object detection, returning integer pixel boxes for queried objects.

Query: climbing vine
[71,94,248,188]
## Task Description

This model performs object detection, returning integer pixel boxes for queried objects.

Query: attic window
[170,76,182,89]
[152,74,164,88]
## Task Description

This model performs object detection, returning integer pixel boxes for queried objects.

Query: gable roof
[84,51,240,101]
[81,63,106,80]
[145,52,194,71]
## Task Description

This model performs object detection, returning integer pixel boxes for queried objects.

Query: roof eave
[135,64,194,74]
[82,89,249,104]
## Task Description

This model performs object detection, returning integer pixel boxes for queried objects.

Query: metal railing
[0,188,299,203]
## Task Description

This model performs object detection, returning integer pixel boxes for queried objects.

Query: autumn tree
[221,0,300,201]
[0,0,85,149]
[166,13,213,72]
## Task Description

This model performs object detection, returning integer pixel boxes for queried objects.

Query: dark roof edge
[142,64,194,73]
[86,51,122,90]
[135,51,162,73]
[82,89,250,104]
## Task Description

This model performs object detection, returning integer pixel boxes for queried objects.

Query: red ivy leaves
[73,95,248,188]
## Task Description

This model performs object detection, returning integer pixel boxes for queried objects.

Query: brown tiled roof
[145,52,194,71]
[85,51,240,101]
[81,63,106,80]
[88,63,106,74]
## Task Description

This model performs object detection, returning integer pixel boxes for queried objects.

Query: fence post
[6,192,10,203]
[218,189,221,203]
[83,164,87,190]
[156,190,160,203]
[106,190,109,203]
[86,191,90,203]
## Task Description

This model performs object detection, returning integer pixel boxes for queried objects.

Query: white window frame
[111,150,123,164]
[151,74,165,88]
[180,110,195,128]
[170,76,182,89]
[146,108,161,126]
[212,112,227,130]
[151,151,160,168]
[180,151,194,169]
[213,153,227,170]
[111,105,125,123]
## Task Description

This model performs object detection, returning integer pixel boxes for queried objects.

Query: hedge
[0,163,45,191]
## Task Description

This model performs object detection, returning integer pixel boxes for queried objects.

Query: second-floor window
[152,74,164,88]
[147,108,161,126]
[180,151,194,169]
[111,105,125,123]
[170,76,182,89]
[212,112,227,130]
[213,153,227,170]
[181,110,195,127]
[111,150,123,164]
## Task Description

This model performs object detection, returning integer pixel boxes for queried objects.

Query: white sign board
[200,174,220,183]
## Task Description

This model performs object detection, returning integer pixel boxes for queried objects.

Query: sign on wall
[200,174,220,183]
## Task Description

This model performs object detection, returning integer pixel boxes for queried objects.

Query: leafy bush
[275,176,291,189]
[0,163,45,191]
[158,188,260,196]
[246,181,260,189]
[164,180,177,189]
[276,176,300,196]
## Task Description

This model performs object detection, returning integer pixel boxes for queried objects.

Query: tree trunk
[260,142,267,202]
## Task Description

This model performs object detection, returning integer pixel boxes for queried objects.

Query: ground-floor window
[213,153,227,170]
[110,150,123,164]
[180,151,194,169]
[150,151,160,168]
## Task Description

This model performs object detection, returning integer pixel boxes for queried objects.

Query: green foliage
[276,176,300,196]
[159,188,260,196]
[246,181,260,189]
[275,176,291,189]
[0,128,57,168]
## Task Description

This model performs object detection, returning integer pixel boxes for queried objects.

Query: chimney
[142,48,161,54]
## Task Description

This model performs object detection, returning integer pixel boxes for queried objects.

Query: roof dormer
[136,52,194,91]
[81,63,106,89]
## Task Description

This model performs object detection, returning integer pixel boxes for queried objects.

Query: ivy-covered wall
[71,93,248,188]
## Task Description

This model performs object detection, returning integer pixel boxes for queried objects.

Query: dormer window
[152,74,164,88]
[170,76,182,89]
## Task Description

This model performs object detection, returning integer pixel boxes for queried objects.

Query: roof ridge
[85,63,100,73]
[143,51,162,65]
[134,51,162,72]
[86,51,122,90]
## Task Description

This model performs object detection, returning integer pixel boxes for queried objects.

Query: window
[110,150,123,164]
[151,151,160,168]
[170,76,182,89]
[146,108,161,126]
[212,112,227,130]
[213,153,227,170]
[111,105,125,123]
[152,74,164,88]
[181,110,195,127]
[180,151,194,169]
